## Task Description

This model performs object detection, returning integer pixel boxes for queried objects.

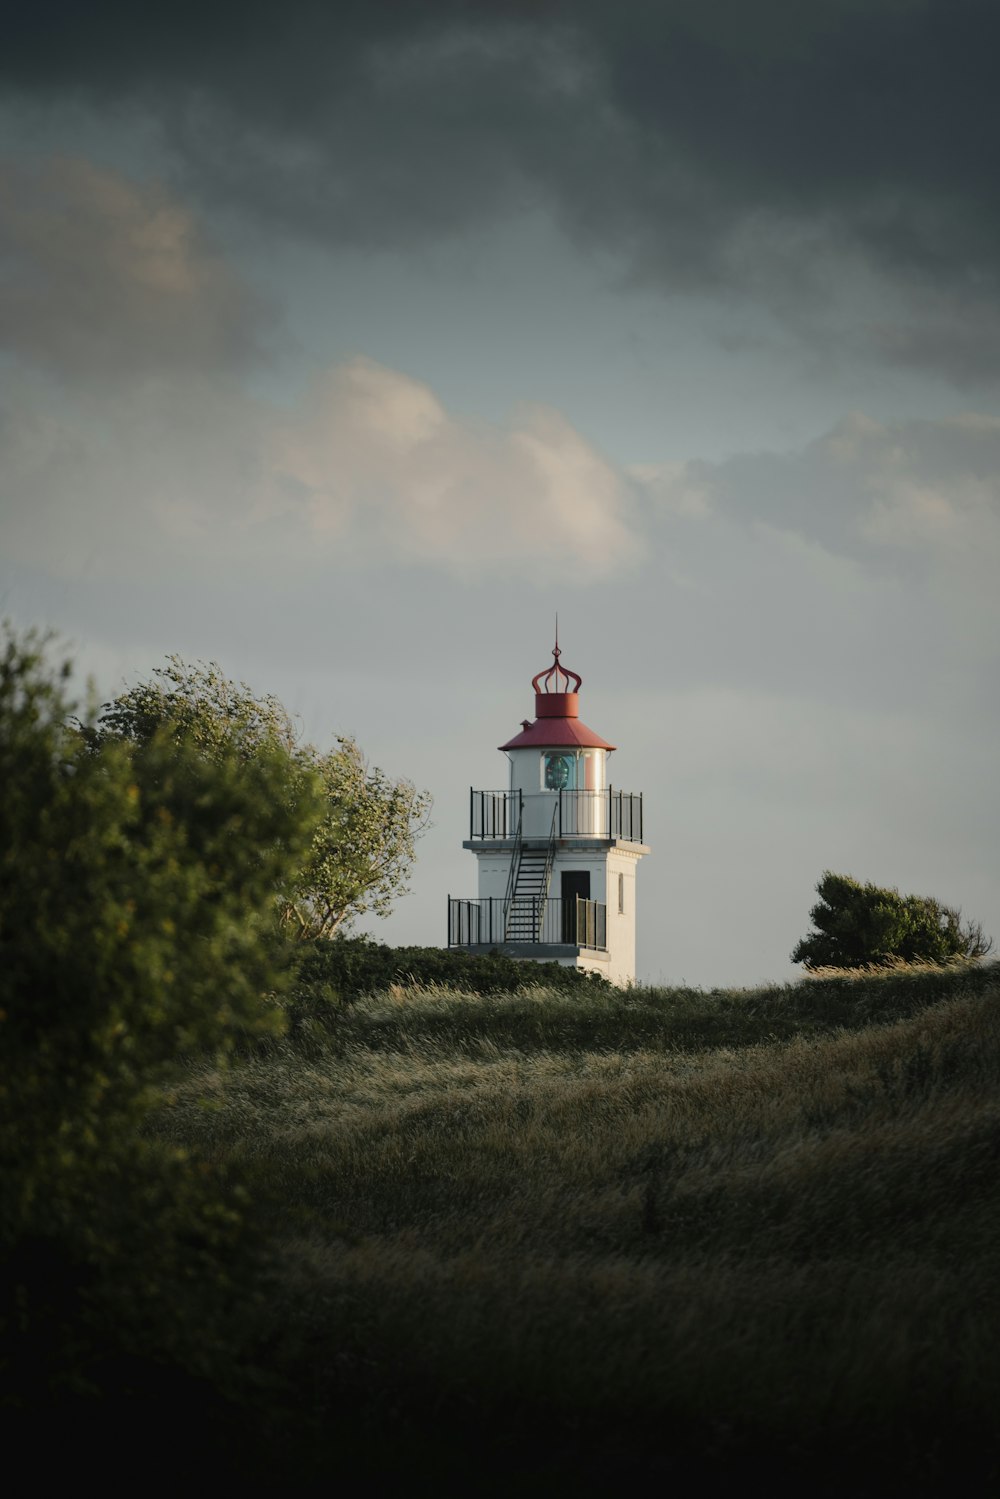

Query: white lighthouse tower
[448,638,649,986]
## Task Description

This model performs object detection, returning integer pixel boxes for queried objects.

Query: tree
[0,627,324,1399]
[90,656,431,940]
[791,871,993,971]
[1,630,321,1215]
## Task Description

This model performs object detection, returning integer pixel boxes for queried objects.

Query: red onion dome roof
[499,641,616,752]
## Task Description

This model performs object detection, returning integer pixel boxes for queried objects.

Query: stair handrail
[502,791,524,938]
[534,799,560,940]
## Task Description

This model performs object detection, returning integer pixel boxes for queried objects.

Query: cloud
[0,357,639,581]
[4,3,1000,379]
[5,296,998,604]
[642,410,1000,570]
[626,409,1000,717]
[273,360,638,576]
[0,158,273,375]
[870,294,1000,386]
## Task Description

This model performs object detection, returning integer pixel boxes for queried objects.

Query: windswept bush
[280,935,614,1038]
[0,628,321,1428]
[793,871,992,968]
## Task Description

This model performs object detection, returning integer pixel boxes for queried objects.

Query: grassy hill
[148,958,1000,1491]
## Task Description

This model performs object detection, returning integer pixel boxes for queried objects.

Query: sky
[2,0,998,986]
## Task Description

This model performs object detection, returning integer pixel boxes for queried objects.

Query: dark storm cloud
[0,159,273,376]
[5,1,1000,372]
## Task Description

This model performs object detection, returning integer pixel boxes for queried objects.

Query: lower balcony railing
[448,896,607,951]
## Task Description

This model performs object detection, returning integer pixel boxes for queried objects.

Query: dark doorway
[561,871,590,943]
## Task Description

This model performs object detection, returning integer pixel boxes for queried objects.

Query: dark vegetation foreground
[11,955,998,1493]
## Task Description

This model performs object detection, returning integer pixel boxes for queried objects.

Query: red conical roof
[499,641,616,752]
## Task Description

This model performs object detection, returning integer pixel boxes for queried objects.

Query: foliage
[0,627,320,1410]
[155,961,1000,1487]
[91,653,297,761]
[285,934,613,1018]
[791,870,993,970]
[290,739,431,940]
[275,939,615,1052]
[90,656,431,939]
[283,952,999,1057]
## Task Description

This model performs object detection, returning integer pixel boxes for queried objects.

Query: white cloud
[268,360,639,577]
[0,357,639,581]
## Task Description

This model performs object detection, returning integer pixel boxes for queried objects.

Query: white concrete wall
[521,791,561,839]
[545,844,643,986]
[604,847,642,986]
[476,852,512,901]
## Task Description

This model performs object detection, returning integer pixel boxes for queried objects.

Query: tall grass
[155,960,1000,1488]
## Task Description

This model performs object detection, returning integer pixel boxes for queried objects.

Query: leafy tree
[91,656,431,940]
[791,871,993,970]
[0,627,323,1403]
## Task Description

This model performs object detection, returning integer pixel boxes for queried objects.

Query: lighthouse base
[457,943,614,983]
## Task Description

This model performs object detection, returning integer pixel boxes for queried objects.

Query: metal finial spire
[532,623,581,695]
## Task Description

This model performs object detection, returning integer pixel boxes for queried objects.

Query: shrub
[0,627,321,1416]
[285,935,613,1020]
[792,871,992,970]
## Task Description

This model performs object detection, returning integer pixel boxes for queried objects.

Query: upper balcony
[468,787,644,844]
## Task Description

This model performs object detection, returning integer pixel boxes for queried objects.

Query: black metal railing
[448,897,607,951]
[502,796,524,917]
[469,788,643,843]
[535,800,559,928]
[472,788,522,840]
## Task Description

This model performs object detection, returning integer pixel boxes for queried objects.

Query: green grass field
[148,958,1000,1490]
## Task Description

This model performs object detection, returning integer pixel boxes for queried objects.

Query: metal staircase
[504,802,559,941]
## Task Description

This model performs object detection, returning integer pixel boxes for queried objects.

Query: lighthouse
[448,639,649,986]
